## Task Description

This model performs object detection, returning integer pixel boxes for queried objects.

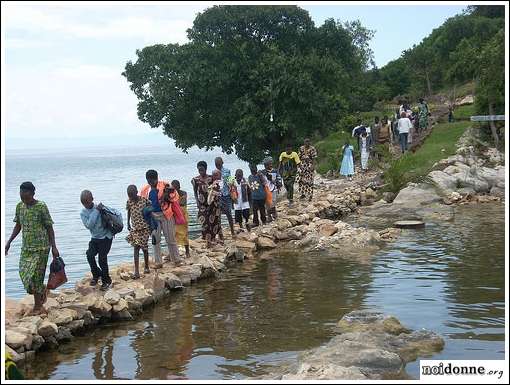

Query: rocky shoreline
[5,123,504,376]
[5,179,399,367]
[260,310,445,380]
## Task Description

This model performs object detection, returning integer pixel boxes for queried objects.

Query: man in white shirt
[397,112,413,153]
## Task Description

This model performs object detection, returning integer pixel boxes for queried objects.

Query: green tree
[123,5,372,163]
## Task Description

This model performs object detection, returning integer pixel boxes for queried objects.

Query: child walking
[126,185,151,279]
[248,164,267,227]
[171,180,190,258]
[339,141,355,181]
[233,169,251,231]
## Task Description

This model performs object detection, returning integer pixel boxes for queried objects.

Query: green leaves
[123,5,371,163]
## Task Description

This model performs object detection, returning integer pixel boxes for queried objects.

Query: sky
[2,2,468,148]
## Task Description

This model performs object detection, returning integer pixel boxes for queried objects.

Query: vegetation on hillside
[383,121,471,193]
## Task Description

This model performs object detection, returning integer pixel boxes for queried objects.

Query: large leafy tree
[123,5,372,163]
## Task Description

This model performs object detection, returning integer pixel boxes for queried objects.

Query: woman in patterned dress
[192,161,222,248]
[126,184,152,279]
[5,182,60,316]
[297,138,318,201]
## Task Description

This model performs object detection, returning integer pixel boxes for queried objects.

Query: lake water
[4,145,249,299]
[22,203,505,380]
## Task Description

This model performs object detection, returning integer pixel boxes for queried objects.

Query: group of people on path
[339,98,430,180]
[5,140,318,316]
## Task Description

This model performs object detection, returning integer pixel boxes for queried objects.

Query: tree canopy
[123,5,374,163]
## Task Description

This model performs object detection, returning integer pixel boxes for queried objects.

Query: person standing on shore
[278,144,300,206]
[233,169,251,231]
[297,138,318,201]
[80,190,113,290]
[5,182,60,315]
[126,185,151,279]
[339,141,355,181]
[248,164,267,227]
[140,170,180,268]
[207,169,225,246]
[214,157,236,238]
[261,157,282,222]
[378,115,393,150]
[192,161,218,246]
[171,180,190,258]
[397,112,413,153]
[418,98,430,133]
[360,131,371,172]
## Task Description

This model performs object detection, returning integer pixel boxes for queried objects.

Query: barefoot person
[126,185,151,279]
[5,182,60,315]
[233,169,251,231]
[80,190,113,291]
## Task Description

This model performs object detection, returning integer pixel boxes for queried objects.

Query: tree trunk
[488,101,499,148]
[425,71,432,96]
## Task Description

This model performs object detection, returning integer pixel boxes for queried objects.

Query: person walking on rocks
[192,161,220,247]
[171,180,190,258]
[360,131,371,172]
[339,141,355,181]
[80,189,113,291]
[297,138,318,201]
[5,182,60,315]
[126,185,151,279]
[207,169,225,246]
[215,157,236,238]
[248,164,267,227]
[378,115,393,150]
[397,112,413,153]
[418,98,430,133]
[140,170,180,268]
[261,157,282,222]
[233,169,251,231]
[278,144,301,205]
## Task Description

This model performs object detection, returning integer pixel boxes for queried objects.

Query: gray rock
[103,290,121,305]
[31,335,45,351]
[37,320,59,338]
[55,327,73,342]
[115,287,135,298]
[6,328,33,350]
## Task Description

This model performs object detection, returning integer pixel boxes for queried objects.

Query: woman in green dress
[5,182,60,316]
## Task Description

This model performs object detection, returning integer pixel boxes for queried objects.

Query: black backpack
[354,125,367,137]
[99,205,124,235]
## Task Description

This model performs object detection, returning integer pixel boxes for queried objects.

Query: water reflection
[24,203,505,380]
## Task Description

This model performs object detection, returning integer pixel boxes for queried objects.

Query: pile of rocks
[263,310,445,380]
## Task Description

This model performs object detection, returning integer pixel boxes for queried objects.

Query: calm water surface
[22,203,505,380]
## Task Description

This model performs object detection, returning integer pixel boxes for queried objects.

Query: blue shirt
[220,167,231,196]
[248,174,266,201]
[149,188,162,212]
[81,206,113,239]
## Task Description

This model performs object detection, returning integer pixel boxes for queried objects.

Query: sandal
[131,273,140,280]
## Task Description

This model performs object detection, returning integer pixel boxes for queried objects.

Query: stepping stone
[393,220,425,229]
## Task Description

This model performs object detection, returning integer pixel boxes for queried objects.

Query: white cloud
[4,4,204,45]
[5,63,148,139]
[4,37,54,49]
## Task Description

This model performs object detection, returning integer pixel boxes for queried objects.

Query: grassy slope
[383,121,471,193]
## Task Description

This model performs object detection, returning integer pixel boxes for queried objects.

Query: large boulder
[393,184,442,207]
[428,170,457,195]
[319,223,338,237]
[256,236,277,249]
[48,308,78,326]
[37,320,59,338]
[6,328,33,350]
[103,290,121,305]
